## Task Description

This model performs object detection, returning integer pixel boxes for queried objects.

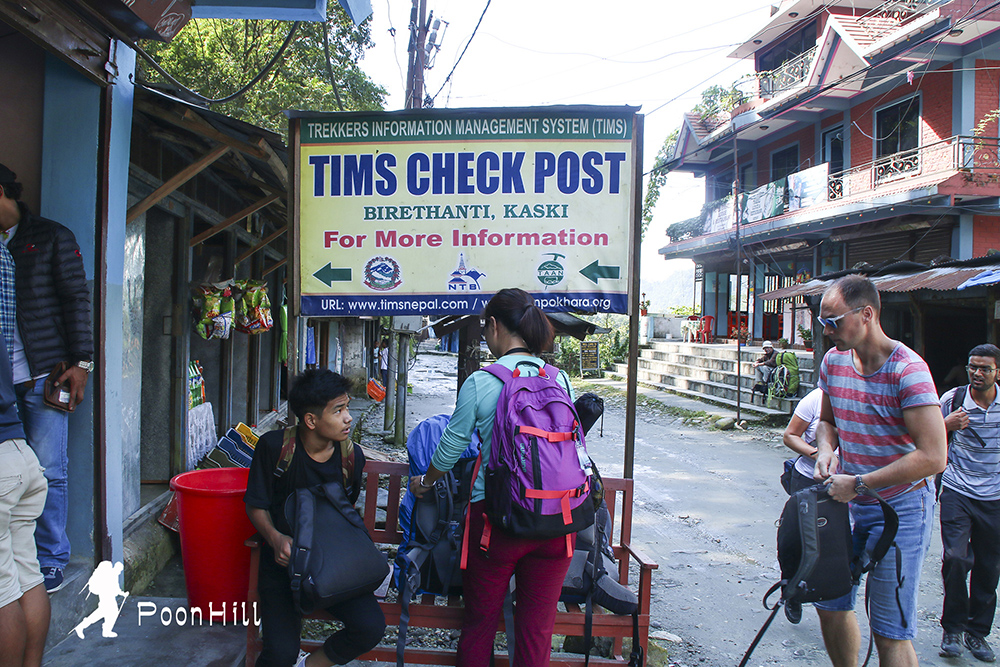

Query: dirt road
[376,350,977,667]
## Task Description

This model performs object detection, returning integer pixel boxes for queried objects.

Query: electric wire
[429,0,491,104]
[138,21,301,105]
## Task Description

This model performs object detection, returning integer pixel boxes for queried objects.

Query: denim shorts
[814,482,934,640]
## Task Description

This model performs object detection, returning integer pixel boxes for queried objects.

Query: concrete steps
[609,341,816,419]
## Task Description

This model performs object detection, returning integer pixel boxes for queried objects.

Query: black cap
[0,164,15,185]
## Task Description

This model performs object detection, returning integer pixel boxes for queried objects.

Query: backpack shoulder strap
[783,488,820,602]
[953,385,968,413]
[481,363,513,383]
[854,487,899,577]
[274,426,297,477]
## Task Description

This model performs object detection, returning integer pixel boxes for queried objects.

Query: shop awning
[761,257,1000,300]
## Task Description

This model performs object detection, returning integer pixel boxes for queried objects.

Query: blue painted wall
[41,54,100,561]
[40,44,136,564]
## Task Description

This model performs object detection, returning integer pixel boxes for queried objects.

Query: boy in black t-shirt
[245,370,386,667]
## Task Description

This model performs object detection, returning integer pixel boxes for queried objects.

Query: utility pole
[732,131,741,423]
[405,0,428,110]
[387,0,428,446]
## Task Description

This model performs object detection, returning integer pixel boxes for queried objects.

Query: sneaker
[966,633,996,662]
[294,650,310,667]
[41,567,65,593]
[784,599,802,624]
[941,631,964,657]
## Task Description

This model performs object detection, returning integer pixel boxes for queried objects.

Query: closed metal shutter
[846,221,954,267]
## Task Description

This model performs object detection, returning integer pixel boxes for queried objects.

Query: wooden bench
[245,460,658,666]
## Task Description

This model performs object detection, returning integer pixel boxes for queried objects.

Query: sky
[357,0,777,285]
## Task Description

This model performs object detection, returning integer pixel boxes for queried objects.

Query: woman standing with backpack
[409,288,578,667]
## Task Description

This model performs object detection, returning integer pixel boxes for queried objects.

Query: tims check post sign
[291,106,638,317]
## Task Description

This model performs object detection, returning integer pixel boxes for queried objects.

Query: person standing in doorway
[813,274,946,667]
[937,344,1000,662]
[0,164,93,594]
[379,338,390,390]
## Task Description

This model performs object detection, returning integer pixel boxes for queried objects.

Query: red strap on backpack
[518,425,576,442]
[461,453,484,570]
[524,478,590,525]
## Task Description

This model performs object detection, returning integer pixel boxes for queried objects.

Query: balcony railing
[829,135,1000,200]
[757,46,817,98]
[667,136,1000,244]
[857,0,947,43]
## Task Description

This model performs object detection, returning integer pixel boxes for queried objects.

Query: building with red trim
[659,0,1000,381]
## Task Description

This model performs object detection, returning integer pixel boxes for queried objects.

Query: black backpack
[739,484,899,667]
[284,481,390,614]
[394,456,478,666]
[560,492,642,667]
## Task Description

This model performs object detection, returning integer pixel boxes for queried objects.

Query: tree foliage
[642,83,746,240]
[139,2,387,135]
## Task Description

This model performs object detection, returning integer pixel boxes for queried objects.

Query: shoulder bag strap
[274,426,297,477]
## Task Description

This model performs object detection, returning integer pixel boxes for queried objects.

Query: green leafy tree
[140,2,386,135]
[642,83,746,239]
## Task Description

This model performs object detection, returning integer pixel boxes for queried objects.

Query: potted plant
[730,325,750,344]
[777,337,789,349]
[798,324,814,351]
[639,293,650,316]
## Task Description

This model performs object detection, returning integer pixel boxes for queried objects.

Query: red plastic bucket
[170,467,256,622]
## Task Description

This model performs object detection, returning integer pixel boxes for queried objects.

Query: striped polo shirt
[940,385,1000,501]
[819,342,939,503]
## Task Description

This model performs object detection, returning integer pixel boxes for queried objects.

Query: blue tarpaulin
[958,269,1000,290]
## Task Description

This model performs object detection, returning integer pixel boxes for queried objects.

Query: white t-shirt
[792,387,824,478]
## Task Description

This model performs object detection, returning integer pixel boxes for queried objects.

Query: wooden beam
[263,258,287,277]
[257,138,288,188]
[235,225,288,265]
[188,193,281,247]
[127,144,231,224]
[182,108,274,161]
[134,100,270,160]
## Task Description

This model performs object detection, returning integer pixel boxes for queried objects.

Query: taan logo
[364,256,402,291]
[447,253,485,291]
[537,253,565,287]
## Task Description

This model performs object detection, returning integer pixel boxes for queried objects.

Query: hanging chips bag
[234,280,273,334]
[193,282,235,339]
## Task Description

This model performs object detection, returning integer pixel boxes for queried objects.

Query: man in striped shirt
[938,344,1000,662]
[814,275,947,667]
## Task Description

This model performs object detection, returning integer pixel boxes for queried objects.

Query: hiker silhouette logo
[73,561,128,639]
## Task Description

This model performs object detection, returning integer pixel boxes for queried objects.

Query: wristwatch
[854,475,869,496]
[76,360,94,373]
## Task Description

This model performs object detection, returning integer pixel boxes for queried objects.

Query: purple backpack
[480,360,595,546]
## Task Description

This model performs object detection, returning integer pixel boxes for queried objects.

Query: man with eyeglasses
[812,275,947,667]
[937,344,1000,662]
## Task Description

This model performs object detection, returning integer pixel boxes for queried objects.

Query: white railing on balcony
[758,46,818,98]
[857,0,947,43]
[829,135,1000,200]
[668,136,1000,244]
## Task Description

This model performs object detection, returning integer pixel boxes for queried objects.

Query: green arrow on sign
[313,263,352,286]
[579,260,621,285]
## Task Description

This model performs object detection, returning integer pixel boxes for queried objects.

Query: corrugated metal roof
[761,262,1000,300]
[873,267,989,292]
